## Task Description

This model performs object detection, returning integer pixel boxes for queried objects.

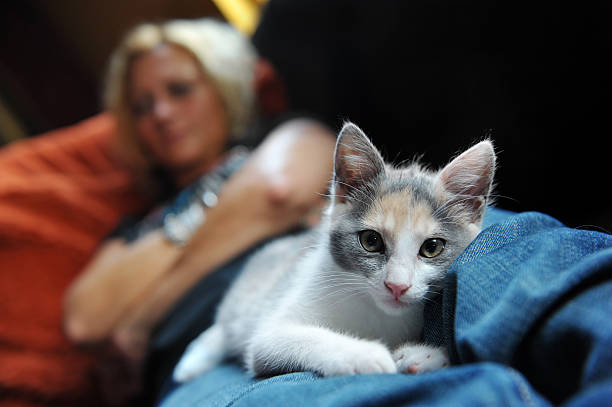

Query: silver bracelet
[162,147,249,246]
[162,200,205,246]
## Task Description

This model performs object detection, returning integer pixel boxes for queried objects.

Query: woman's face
[128,44,229,182]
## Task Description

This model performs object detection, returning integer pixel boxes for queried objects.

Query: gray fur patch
[329,224,386,278]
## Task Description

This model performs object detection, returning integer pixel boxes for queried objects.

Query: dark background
[1,0,611,231]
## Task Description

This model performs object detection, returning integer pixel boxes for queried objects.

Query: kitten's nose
[384,282,410,300]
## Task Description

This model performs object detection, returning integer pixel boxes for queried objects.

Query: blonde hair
[105,18,257,171]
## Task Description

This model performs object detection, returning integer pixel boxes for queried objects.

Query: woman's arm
[63,119,335,357]
[63,231,181,343]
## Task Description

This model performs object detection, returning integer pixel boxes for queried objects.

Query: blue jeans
[157,208,612,406]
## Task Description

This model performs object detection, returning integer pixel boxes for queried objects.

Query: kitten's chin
[373,295,416,316]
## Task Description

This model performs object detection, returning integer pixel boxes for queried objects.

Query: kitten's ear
[332,122,385,204]
[437,140,496,223]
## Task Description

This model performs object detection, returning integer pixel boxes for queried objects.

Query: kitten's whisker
[314,287,365,304]
[298,245,320,252]
[315,282,367,290]
[420,297,439,306]
[487,193,518,205]
[309,278,369,289]
[312,282,369,294]
[326,290,368,308]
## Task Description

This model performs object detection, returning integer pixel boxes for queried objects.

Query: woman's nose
[152,98,175,122]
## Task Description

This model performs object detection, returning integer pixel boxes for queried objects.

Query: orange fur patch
[363,192,438,240]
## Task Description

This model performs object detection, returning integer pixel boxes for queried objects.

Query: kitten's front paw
[172,340,221,383]
[392,344,449,374]
[321,341,397,376]
[173,344,214,383]
[173,325,226,383]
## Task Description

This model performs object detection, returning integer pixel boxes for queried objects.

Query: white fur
[173,324,226,382]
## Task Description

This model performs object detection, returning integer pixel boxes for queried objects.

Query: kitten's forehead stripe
[385,168,455,226]
[344,166,454,230]
[385,170,437,209]
[372,168,446,220]
[383,213,396,232]
[364,192,436,240]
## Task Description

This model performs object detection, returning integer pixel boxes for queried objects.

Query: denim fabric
[162,363,553,407]
[447,211,612,405]
[158,208,612,406]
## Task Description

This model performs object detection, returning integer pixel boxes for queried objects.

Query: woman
[63,18,335,366]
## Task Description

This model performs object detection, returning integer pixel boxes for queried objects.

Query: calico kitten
[174,122,495,380]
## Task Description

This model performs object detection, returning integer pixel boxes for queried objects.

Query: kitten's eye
[419,238,446,258]
[359,230,385,253]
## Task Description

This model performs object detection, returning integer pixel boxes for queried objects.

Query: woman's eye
[359,230,385,253]
[168,82,192,97]
[419,238,446,258]
[131,96,154,117]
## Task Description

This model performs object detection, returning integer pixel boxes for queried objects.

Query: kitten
[174,122,496,381]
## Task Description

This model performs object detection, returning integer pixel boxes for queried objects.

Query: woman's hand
[63,231,182,343]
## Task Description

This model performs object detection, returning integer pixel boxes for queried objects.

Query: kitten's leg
[392,343,449,374]
[173,324,227,382]
[246,323,397,377]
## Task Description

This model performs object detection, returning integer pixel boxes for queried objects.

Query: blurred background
[1,0,610,230]
[0,0,223,140]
